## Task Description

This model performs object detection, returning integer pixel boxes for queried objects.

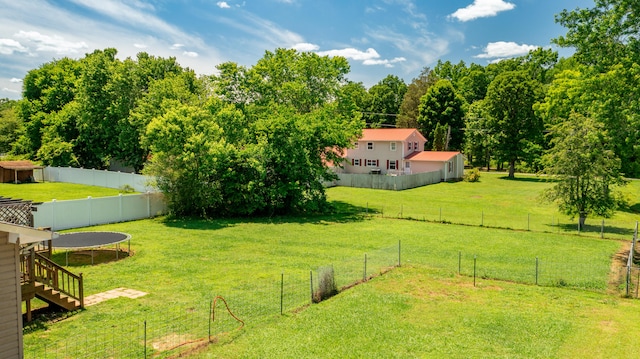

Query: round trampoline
[52,232,132,265]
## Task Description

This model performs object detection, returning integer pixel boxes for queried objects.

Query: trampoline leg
[66,250,68,266]
[116,243,119,260]
[91,249,94,265]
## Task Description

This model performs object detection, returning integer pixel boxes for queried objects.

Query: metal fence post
[363,254,367,282]
[473,255,477,287]
[144,320,147,359]
[309,270,314,304]
[280,272,284,315]
[208,299,213,342]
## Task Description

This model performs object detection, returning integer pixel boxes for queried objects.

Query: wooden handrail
[30,252,84,308]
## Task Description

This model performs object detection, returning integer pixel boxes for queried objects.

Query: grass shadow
[556,222,635,237]
[161,201,374,230]
[618,202,640,215]
[498,175,557,183]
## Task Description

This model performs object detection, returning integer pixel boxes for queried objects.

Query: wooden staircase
[21,247,84,321]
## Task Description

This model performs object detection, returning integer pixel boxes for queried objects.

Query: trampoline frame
[51,231,132,265]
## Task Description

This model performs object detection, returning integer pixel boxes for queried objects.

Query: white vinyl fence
[34,166,156,193]
[31,167,167,230]
[327,171,443,190]
[33,193,166,231]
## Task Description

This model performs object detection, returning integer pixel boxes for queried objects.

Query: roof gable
[359,128,427,142]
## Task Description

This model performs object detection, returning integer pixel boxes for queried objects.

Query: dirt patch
[608,241,633,294]
[151,333,202,352]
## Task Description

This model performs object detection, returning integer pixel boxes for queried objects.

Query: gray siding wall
[0,234,22,359]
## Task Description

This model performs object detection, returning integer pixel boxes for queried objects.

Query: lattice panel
[0,196,34,226]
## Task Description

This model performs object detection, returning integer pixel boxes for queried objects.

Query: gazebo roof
[0,160,44,171]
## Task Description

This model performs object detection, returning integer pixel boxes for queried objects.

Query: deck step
[34,282,81,311]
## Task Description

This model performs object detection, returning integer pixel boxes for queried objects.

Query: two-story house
[340,128,464,180]
[342,128,427,175]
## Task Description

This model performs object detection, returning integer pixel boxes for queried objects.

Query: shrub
[463,168,481,182]
[313,266,338,303]
[119,184,135,193]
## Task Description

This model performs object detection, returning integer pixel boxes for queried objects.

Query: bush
[313,266,338,303]
[119,184,135,193]
[463,168,481,182]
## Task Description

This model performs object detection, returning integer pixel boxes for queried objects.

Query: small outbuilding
[0,161,43,184]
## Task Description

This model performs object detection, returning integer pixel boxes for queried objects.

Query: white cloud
[170,43,184,50]
[0,0,224,85]
[363,57,406,68]
[10,78,22,83]
[475,41,537,59]
[15,30,88,54]
[366,26,450,71]
[216,12,304,48]
[291,43,319,52]
[317,47,380,61]
[183,51,198,57]
[0,38,28,55]
[449,0,515,22]
[316,47,406,68]
[216,1,231,9]
[2,87,19,93]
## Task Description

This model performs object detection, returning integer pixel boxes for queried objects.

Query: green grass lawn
[19,174,640,358]
[0,182,125,202]
[196,266,640,359]
[22,215,634,358]
[326,172,640,240]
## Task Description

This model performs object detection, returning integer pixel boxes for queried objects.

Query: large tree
[397,67,437,128]
[553,0,640,178]
[542,113,626,227]
[364,74,407,127]
[485,71,543,178]
[144,48,363,216]
[554,0,640,69]
[417,79,466,150]
[0,99,21,154]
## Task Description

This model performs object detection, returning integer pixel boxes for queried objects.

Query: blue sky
[0,0,593,99]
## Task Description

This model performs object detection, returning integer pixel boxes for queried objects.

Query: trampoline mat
[52,232,131,248]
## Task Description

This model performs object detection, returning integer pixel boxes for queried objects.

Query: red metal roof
[359,128,427,142]
[405,151,460,162]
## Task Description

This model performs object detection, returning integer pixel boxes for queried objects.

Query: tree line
[0,0,636,223]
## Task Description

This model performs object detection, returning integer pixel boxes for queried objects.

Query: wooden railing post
[79,273,84,308]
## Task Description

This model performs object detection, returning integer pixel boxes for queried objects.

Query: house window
[389,161,397,170]
[367,142,374,150]
[405,162,411,169]
[448,161,453,172]
[354,142,359,149]
[366,159,378,167]
[414,142,418,151]
[408,142,412,150]
[353,159,361,166]
[390,142,396,151]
